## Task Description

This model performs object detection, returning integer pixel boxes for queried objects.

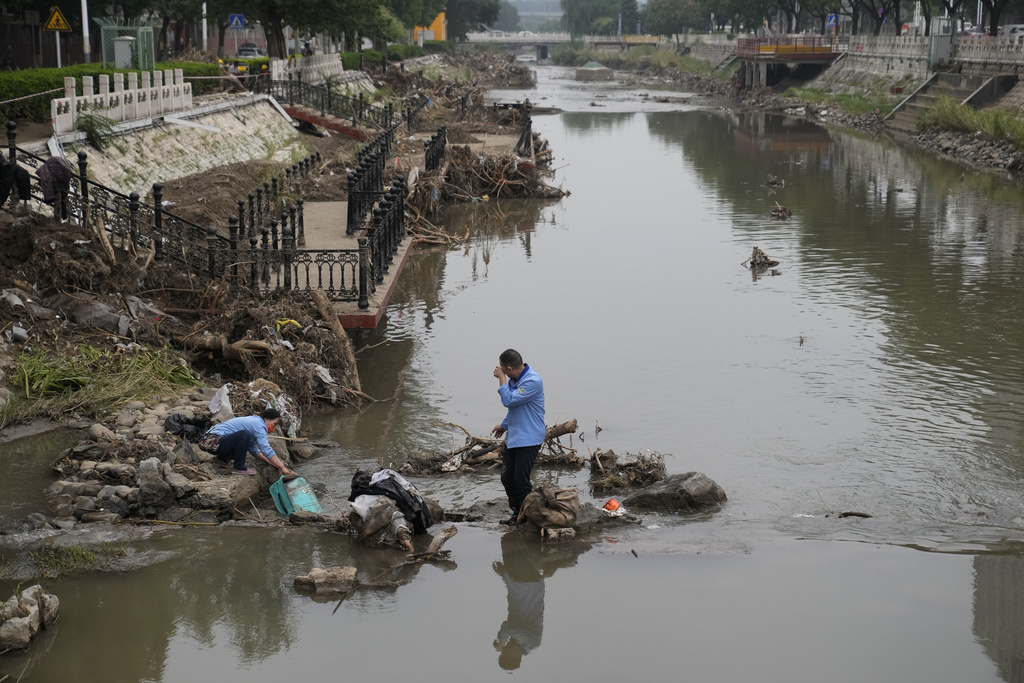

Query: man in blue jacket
[492,349,545,526]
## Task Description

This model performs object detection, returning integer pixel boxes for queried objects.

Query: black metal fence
[425,126,447,171]
[269,73,396,130]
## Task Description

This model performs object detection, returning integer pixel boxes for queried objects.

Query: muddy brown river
[4,66,1024,681]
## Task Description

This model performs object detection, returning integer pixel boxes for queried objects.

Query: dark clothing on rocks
[349,469,433,534]
[0,159,31,207]
[38,157,74,220]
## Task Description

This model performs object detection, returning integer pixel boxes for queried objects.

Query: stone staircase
[886,72,1005,134]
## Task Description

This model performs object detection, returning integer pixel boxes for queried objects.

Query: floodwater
[6,66,1024,681]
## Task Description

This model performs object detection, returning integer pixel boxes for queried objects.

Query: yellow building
[414,13,447,42]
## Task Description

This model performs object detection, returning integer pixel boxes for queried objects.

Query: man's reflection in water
[492,531,592,671]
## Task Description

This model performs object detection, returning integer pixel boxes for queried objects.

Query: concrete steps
[886,72,994,134]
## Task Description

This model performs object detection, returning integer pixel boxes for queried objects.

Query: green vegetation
[76,111,117,151]
[917,95,1024,149]
[30,542,96,575]
[784,87,896,116]
[0,62,222,123]
[2,345,200,429]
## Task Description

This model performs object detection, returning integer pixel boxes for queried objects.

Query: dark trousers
[501,444,540,511]
[214,431,251,470]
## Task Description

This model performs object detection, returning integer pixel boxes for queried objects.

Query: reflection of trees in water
[648,108,1024,464]
[562,111,636,134]
[492,532,592,671]
[973,553,1024,683]
[167,529,305,663]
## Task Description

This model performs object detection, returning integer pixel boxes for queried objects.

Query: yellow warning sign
[43,7,72,32]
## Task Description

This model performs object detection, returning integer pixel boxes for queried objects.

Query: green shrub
[422,40,450,53]
[386,44,425,60]
[0,61,222,123]
[918,94,1024,148]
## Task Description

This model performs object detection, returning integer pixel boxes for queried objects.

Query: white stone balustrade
[270,54,345,85]
[50,68,194,135]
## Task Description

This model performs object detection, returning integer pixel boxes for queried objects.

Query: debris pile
[743,246,779,270]
[770,201,792,220]
[589,450,668,494]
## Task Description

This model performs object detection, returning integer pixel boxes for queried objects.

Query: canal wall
[63,97,300,197]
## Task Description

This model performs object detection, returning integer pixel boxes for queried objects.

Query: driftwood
[743,246,779,270]
[179,334,272,360]
[770,201,792,221]
[433,419,581,472]
[407,524,458,561]
[311,288,362,395]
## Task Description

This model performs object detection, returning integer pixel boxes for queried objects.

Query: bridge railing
[735,35,849,58]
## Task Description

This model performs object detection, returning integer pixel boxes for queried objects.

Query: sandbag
[520,487,580,529]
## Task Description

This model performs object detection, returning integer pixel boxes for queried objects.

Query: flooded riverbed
[6,66,1024,681]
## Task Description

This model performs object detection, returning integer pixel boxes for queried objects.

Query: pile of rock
[32,388,323,530]
[0,585,59,651]
[909,129,1024,173]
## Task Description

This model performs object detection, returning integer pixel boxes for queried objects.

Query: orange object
[603,498,620,512]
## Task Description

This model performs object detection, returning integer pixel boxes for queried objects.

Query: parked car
[236,43,267,58]
[518,31,536,36]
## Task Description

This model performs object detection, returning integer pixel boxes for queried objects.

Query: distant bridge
[465,32,664,46]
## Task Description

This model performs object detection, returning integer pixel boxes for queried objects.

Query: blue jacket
[499,365,546,448]
[208,415,276,458]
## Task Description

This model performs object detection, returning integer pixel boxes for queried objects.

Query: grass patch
[1,344,201,429]
[917,94,1024,148]
[30,542,96,576]
[785,86,895,116]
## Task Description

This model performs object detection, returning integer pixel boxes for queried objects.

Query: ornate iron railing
[270,75,396,129]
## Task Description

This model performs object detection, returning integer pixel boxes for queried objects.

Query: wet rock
[460,498,509,522]
[53,517,76,530]
[289,510,330,524]
[621,472,727,512]
[74,496,98,517]
[79,511,121,523]
[573,502,642,531]
[98,496,130,518]
[0,585,59,650]
[137,471,175,513]
[87,423,116,441]
[156,507,193,523]
[294,566,358,595]
[49,494,75,518]
[287,440,317,462]
[25,512,50,530]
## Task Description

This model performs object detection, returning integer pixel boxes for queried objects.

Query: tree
[494,0,522,31]
[387,0,448,31]
[642,0,703,35]
[561,0,619,39]
[445,0,501,38]
[620,0,639,32]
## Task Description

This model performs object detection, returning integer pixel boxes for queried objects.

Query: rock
[137,471,175,512]
[170,440,199,464]
[621,472,727,512]
[25,512,50,530]
[53,517,76,530]
[94,462,137,481]
[138,457,161,473]
[97,485,118,499]
[165,471,196,498]
[79,511,121,523]
[189,481,233,510]
[116,411,139,428]
[135,424,166,437]
[87,423,116,441]
[98,496,130,518]
[573,502,641,532]
[81,482,103,497]
[461,498,509,523]
[125,400,147,411]
[0,585,59,651]
[289,510,330,524]
[294,566,358,595]
[114,485,133,499]
[0,386,12,410]
[287,440,317,462]
[74,496,98,515]
[80,460,97,472]
[156,507,193,523]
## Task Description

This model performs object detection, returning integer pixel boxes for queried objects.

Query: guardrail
[267,73,396,129]
[735,35,848,58]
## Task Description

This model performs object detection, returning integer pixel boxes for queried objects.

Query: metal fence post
[129,191,140,247]
[249,232,259,288]
[248,193,255,240]
[153,183,164,261]
[297,198,305,246]
[77,151,90,228]
[358,236,369,310]
[6,120,16,163]
[282,225,293,290]
[207,226,218,279]
[228,214,239,283]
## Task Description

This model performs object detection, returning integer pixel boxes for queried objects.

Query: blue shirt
[499,365,546,448]
[208,415,276,458]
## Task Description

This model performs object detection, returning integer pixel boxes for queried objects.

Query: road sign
[228,13,244,29]
[827,13,837,25]
[43,7,72,32]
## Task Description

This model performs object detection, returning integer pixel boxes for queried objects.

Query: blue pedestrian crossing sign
[827,13,838,25]
[228,13,244,29]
